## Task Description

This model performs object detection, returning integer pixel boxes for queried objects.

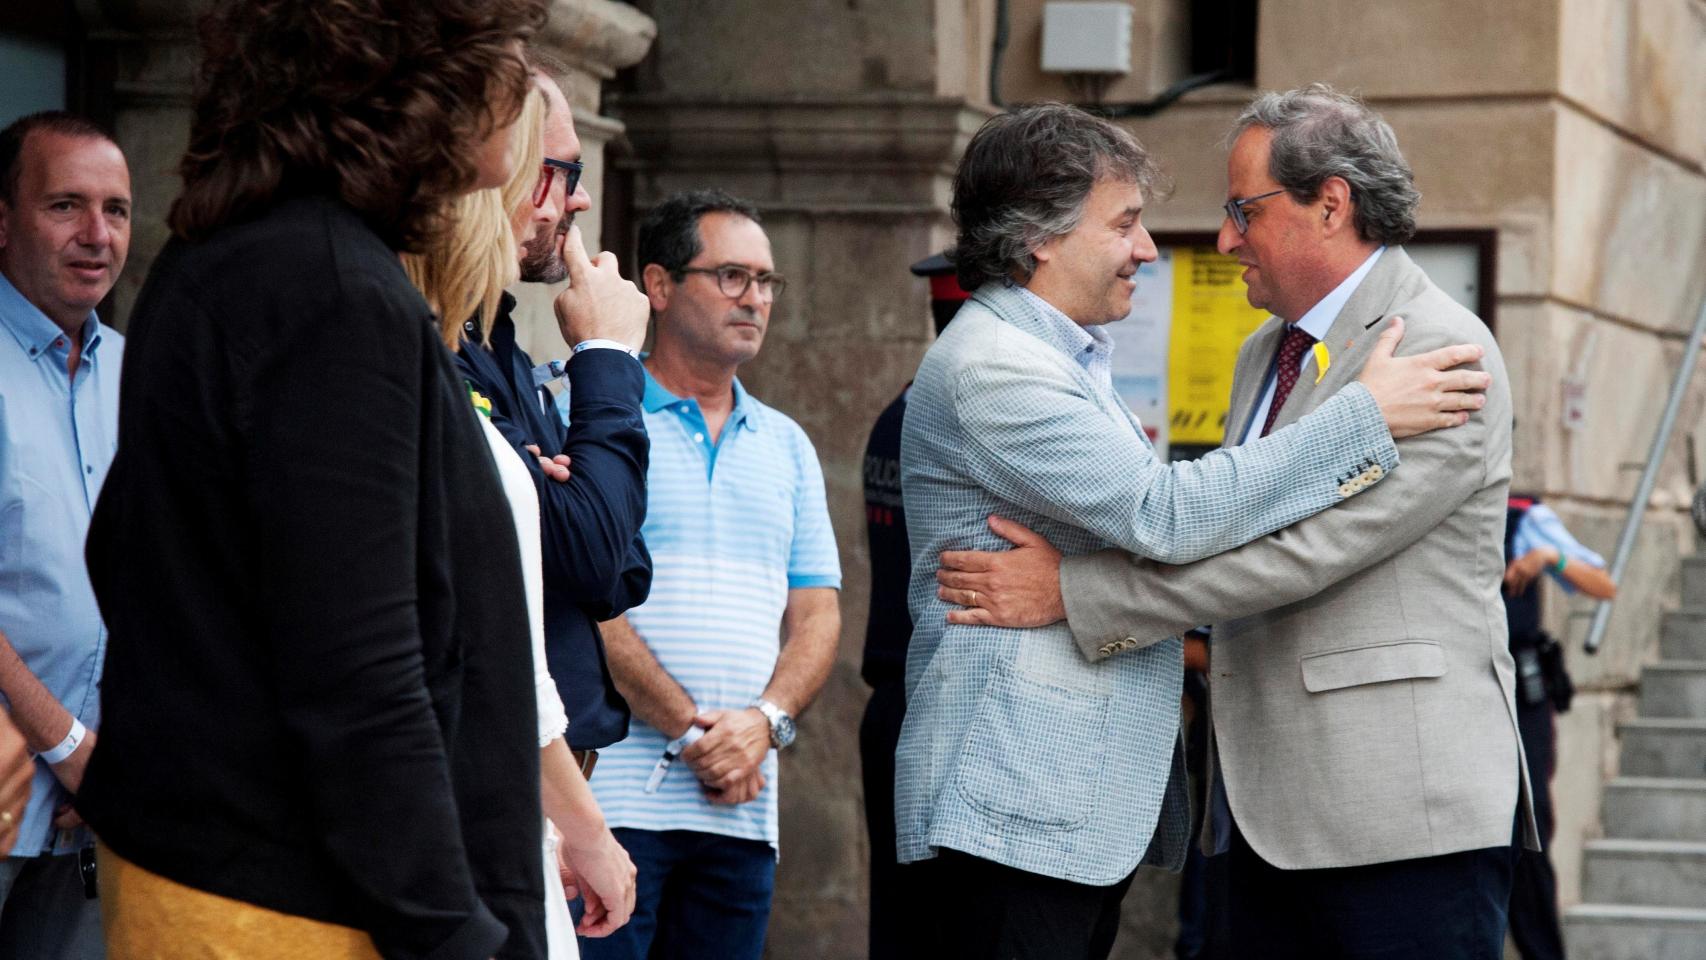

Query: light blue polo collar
[641,363,760,433]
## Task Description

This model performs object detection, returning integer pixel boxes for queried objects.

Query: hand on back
[1356,316,1491,439]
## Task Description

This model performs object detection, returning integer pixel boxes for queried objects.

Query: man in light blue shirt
[0,112,131,960]
[1502,494,1615,960]
[580,190,841,960]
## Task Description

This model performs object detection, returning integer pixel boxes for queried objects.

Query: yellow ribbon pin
[1312,342,1331,383]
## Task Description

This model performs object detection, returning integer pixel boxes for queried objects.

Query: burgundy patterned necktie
[1260,325,1317,438]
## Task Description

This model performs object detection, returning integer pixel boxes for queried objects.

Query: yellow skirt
[99,844,382,960]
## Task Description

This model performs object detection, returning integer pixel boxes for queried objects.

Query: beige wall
[1026,0,1706,920]
[617,3,1703,957]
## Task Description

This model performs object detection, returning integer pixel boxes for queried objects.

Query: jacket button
[1370,465,1385,479]
[1339,483,1356,498]
[1099,643,1118,657]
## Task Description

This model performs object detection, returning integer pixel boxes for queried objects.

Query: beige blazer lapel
[1269,247,1424,433]
[1223,317,1285,446]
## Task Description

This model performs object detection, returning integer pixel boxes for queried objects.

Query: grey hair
[951,103,1169,291]
[1232,83,1419,245]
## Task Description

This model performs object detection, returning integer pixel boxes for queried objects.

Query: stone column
[611,3,994,954]
[73,0,202,330]
[74,0,655,340]
[509,0,657,363]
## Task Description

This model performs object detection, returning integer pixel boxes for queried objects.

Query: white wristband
[644,725,706,794]
[40,718,86,765]
[667,725,705,755]
[571,339,639,358]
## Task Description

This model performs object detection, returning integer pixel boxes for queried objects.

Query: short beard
[519,216,572,284]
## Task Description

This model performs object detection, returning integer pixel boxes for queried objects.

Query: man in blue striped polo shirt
[579,190,841,960]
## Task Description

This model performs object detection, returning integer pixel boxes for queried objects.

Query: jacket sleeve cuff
[1331,382,1401,474]
[1061,549,1140,663]
[565,348,645,413]
[391,903,508,960]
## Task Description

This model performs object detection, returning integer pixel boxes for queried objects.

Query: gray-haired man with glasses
[931,85,1531,960]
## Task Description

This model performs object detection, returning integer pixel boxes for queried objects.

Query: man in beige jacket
[931,85,1535,960]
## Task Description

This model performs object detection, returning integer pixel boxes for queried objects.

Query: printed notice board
[1104,236,1489,459]
[1163,247,1271,445]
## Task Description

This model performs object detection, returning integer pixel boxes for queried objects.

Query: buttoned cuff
[1060,550,1172,663]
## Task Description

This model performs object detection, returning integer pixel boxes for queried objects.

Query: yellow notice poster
[1166,247,1272,445]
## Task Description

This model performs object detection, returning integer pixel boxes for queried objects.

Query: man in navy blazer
[454,69,649,765]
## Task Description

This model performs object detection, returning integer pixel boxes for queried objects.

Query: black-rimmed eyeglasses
[1223,188,1286,234]
[675,264,788,301]
[532,158,583,208]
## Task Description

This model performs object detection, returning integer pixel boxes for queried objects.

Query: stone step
[1563,904,1706,960]
[1639,661,1706,719]
[1620,718,1706,779]
[1581,838,1706,908]
[1661,608,1706,660]
[1684,557,1706,606]
[1602,778,1706,841]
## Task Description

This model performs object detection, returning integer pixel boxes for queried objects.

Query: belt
[570,749,599,781]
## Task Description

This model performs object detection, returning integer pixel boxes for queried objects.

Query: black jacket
[82,195,544,960]
[453,300,648,750]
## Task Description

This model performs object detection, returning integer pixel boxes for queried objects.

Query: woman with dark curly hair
[75,2,565,959]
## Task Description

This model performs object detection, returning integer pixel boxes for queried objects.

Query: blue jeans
[575,828,775,960]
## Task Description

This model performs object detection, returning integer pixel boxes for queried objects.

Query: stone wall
[615,2,1703,957]
[1101,0,1706,917]
[76,0,655,349]
[610,5,994,952]
[66,0,1706,956]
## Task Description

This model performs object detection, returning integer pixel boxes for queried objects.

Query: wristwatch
[752,699,796,750]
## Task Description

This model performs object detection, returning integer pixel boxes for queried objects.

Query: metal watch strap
[753,698,790,749]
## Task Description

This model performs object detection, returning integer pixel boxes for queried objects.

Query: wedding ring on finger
[969,590,978,607]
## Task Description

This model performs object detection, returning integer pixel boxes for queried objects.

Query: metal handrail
[1584,290,1706,654]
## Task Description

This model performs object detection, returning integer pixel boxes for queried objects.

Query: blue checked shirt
[0,271,122,857]
[579,369,840,846]
[895,282,1400,883]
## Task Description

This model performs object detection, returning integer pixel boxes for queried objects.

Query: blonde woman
[404,86,640,958]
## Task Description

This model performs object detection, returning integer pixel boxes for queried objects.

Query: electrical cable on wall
[990,0,1243,117]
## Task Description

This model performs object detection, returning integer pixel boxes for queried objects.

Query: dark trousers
[923,848,1135,960]
[1227,820,1518,960]
[0,853,104,960]
[574,828,775,960]
[859,678,929,960]
[1509,696,1566,960]
[1174,671,1231,960]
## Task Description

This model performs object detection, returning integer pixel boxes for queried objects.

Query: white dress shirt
[1240,247,1384,446]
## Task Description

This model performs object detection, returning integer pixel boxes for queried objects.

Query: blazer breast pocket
[1299,639,1447,693]
[955,661,1110,831]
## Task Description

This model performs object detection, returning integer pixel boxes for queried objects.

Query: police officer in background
[859,252,966,960]
[1502,493,1617,960]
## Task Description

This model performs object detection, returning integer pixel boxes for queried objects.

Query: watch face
[773,714,796,748]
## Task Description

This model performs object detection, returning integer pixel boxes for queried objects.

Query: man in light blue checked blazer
[894,103,1493,959]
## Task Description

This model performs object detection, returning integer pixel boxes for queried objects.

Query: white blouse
[478,414,569,747]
